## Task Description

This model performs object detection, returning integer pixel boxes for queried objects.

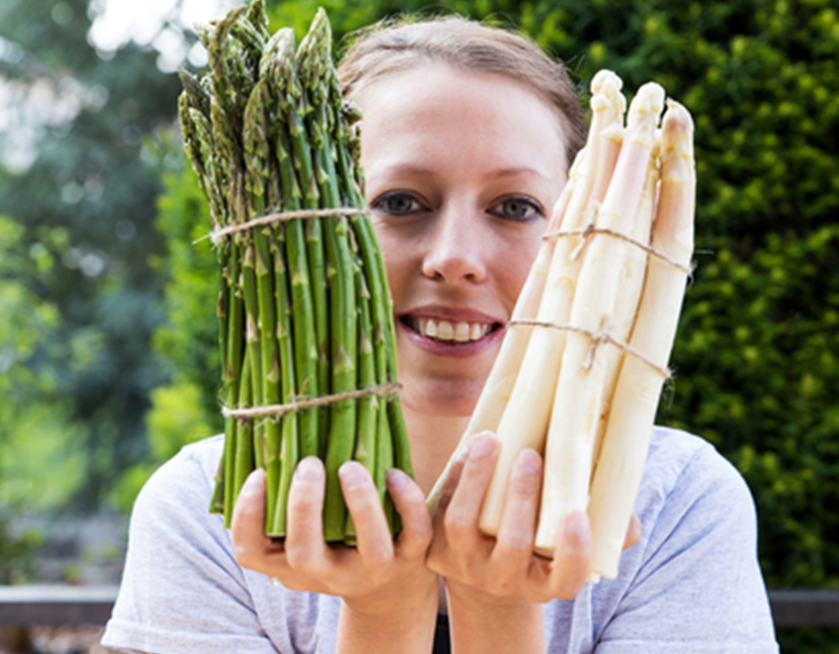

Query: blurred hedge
[140,0,838,648]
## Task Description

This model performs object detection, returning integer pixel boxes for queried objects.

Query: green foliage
[0,214,78,580]
[0,0,181,510]
[150,160,221,426]
[0,407,87,510]
[0,215,81,488]
[111,377,216,512]
[109,155,221,512]
[663,227,839,588]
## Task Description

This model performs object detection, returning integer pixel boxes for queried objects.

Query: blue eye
[489,197,543,222]
[371,192,424,215]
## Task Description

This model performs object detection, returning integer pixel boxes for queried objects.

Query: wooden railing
[1,585,838,627]
[0,585,117,625]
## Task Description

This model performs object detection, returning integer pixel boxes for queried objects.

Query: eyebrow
[377,163,552,183]
[489,167,553,183]
[375,163,434,177]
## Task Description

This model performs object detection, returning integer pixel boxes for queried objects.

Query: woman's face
[356,63,568,419]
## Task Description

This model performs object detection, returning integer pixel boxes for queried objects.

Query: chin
[402,375,485,418]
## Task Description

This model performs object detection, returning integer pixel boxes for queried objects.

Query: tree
[0,0,183,509]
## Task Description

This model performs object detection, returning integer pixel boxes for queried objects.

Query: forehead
[355,63,568,180]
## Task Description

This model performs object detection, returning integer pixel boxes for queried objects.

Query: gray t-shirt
[102,427,779,653]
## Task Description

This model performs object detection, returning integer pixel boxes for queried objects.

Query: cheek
[495,226,545,300]
[372,221,414,304]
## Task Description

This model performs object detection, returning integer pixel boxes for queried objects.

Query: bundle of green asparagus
[177,3,412,542]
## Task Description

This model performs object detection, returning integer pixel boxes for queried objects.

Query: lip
[401,304,502,324]
[397,304,506,358]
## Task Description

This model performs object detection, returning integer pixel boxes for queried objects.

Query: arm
[586,433,778,653]
[101,438,288,654]
[231,459,438,654]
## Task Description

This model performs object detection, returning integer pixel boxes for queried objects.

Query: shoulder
[134,434,224,513]
[104,436,342,654]
[121,435,228,563]
[103,436,294,653]
[637,426,754,537]
[621,426,764,593]
[597,427,778,652]
[544,427,778,653]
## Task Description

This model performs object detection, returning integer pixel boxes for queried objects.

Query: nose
[420,203,488,284]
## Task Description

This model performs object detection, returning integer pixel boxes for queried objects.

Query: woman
[102,16,778,654]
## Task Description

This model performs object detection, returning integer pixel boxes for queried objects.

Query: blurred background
[0,0,837,652]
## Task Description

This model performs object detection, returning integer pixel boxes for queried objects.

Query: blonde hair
[337,15,587,167]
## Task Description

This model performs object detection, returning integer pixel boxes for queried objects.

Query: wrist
[444,577,533,612]
[338,573,438,654]
[444,579,545,654]
[343,568,438,618]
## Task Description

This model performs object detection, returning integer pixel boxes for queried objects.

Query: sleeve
[100,442,282,654]
[593,440,779,654]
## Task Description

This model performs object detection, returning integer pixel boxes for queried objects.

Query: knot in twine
[506,319,671,379]
[542,223,693,276]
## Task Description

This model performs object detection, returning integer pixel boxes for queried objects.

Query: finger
[547,510,592,600]
[432,442,471,521]
[388,468,433,560]
[340,461,393,567]
[231,468,280,572]
[492,449,542,575]
[623,513,642,551]
[442,432,499,548]
[285,457,330,572]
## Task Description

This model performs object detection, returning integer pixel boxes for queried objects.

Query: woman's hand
[426,432,642,606]
[231,458,437,616]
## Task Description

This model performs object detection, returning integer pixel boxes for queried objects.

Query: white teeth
[415,318,492,343]
[454,322,470,342]
[437,320,454,340]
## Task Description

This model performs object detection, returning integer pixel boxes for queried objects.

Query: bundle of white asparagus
[427,70,695,581]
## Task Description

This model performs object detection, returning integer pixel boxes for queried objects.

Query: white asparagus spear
[479,71,625,535]
[587,100,695,579]
[584,145,661,586]
[590,137,661,475]
[533,82,665,554]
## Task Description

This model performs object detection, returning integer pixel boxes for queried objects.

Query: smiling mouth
[402,316,502,344]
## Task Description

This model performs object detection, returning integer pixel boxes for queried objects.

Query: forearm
[336,582,438,654]
[446,582,546,654]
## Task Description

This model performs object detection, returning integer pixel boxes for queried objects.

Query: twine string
[222,382,402,421]
[542,224,693,276]
[206,205,387,422]
[207,209,681,411]
[195,207,370,246]
[507,319,671,379]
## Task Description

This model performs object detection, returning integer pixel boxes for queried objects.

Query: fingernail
[295,457,322,482]
[515,449,541,476]
[339,462,367,489]
[241,468,266,495]
[386,468,408,488]
[565,511,590,539]
[454,443,470,463]
[469,434,497,458]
